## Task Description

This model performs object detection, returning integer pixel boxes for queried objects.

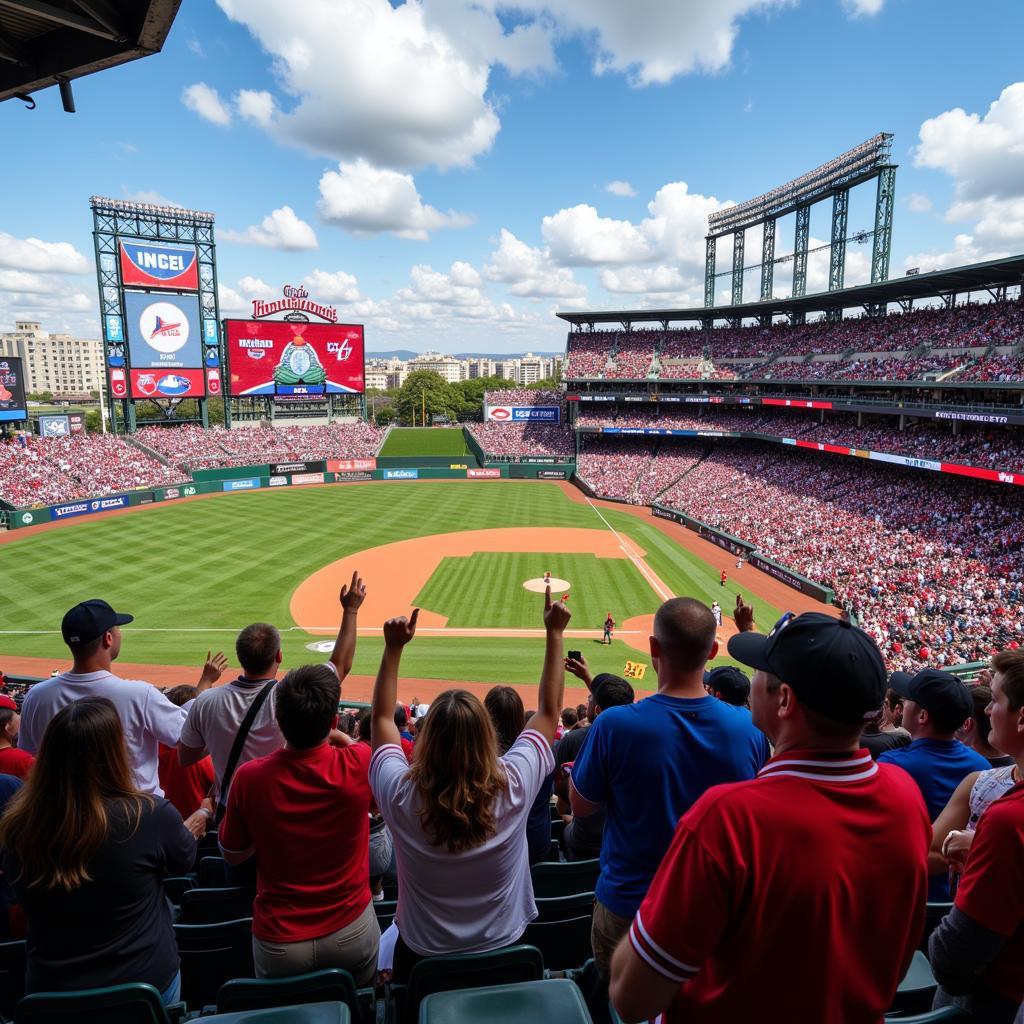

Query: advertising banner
[137,492,155,505]
[37,415,71,436]
[520,456,559,464]
[291,472,324,486]
[159,484,198,500]
[125,290,203,372]
[69,413,85,434]
[14,508,47,527]
[225,320,365,396]
[119,240,199,290]
[748,553,834,603]
[486,405,561,423]
[328,458,376,472]
[130,368,206,400]
[335,471,373,482]
[50,494,128,521]
[223,478,261,491]
[537,470,567,479]
[384,469,418,480]
[468,468,502,478]
[0,356,27,423]
[268,476,289,487]
[271,461,325,475]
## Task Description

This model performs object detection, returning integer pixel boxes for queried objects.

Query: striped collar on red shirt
[757,748,878,783]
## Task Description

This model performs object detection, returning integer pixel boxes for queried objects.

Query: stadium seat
[919,902,953,952]
[418,978,591,1024]
[400,945,544,1024]
[216,969,360,1018]
[522,916,593,972]
[883,1010,969,1022]
[198,857,229,888]
[550,818,566,842]
[174,918,255,1011]
[530,859,600,899]
[544,839,561,862]
[196,832,222,860]
[14,982,179,1024]
[533,892,594,922]
[162,876,196,907]
[178,887,256,925]
[199,1003,349,1024]
[375,899,397,933]
[889,950,937,1015]
[549,803,561,822]
[0,939,26,1019]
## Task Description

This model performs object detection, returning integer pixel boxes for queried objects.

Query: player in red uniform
[719,569,727,587]
[611,612,930,1024]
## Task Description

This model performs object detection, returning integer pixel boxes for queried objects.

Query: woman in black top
[0,696,195,1002]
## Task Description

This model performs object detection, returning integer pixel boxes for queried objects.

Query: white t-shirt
[179,675,285,800]
[19,670,187,796]
[370,728,554,956]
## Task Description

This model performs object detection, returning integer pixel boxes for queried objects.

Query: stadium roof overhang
[0,0,181,107]
[556,255,1024,328]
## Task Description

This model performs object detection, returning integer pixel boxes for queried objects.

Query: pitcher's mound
[523,577,570,593]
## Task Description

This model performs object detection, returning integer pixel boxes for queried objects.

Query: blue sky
[1,0,1023,352]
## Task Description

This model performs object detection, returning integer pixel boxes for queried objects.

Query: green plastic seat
[889,949,937,1015]
[174,917,254,1010]
[534,892,594,922]
[418,978,591,1024]
[530,859,600,899]
[0,939,26,1019]
[197,857,229,888]
[919,902,953,952]
[216,969,358,1017]
[14,982,177,1024]
[403,945,544,1024]
[162,876,196,907]
[201,1001,350,1024]
[884,1008,969,1022]
[522,915,593,972]
[179,887,256,924]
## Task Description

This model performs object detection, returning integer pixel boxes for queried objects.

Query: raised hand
[383,608,419,648]
[543,585,572,634]
[340,570,367,612]
[734,598,756,633]
[565,652,593,689]
[198,650,229,686]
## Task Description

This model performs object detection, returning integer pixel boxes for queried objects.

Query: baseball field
[0,478,829,703]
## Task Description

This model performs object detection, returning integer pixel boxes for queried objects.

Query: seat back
[179,887,256,925]
[174,917,254,1010]
[404,945,544,1024]
[919,901,953,952]
[889,949,937,1016]
[14,983,170,1024]
[533,892,594,922]
[522,916,593,972]
[162,876,195,907]
[0,940,26,1019]
[197,857,228,889]
[418,978,590,1024]
[883,1009,969,1022]
[216,968,358,1016]
[529,859,600,899]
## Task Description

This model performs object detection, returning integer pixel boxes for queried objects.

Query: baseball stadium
[0,3,1023,1022]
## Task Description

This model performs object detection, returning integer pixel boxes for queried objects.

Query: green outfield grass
[415,552,654,628]
[378,427,471,457]
[0,481,781,686]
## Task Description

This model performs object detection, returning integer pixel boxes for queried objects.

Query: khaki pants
[253,900,380,987]
[591,899,632,976]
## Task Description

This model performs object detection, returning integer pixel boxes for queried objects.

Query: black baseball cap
[728,611,887,724]
[704,666,750,706]
[61,599,133,646]
[888,669,972,726]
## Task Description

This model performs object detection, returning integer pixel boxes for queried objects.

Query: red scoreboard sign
[224,320,365,397]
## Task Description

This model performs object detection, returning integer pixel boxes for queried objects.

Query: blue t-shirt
[878,737,990,901]
[570,693,771,917]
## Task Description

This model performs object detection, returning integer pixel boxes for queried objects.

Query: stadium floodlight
[89,196,216,223]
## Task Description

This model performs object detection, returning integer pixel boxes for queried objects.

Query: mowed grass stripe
[415,552,656,629]
[0,481,780,682]
[378,428,471,457]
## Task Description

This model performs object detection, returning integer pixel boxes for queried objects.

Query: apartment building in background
[0,321,105,396]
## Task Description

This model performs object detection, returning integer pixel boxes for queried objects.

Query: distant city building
[364,350,561,390]
[407,352,466,383]
[0,321,105,396]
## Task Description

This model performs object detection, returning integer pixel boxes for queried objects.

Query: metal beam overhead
[793,204,810,298]
[731,229,745,307]
[0,0,119,40]
[829,188,849,292]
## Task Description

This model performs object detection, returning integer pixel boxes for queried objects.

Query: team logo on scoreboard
[137,301,190,354]
[273,328,327,387]
[119,241,199,290]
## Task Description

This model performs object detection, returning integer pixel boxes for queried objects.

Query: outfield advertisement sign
[270,461,325,475]
[269,476,289,487]
[329,458,376,472]
[748,553,834,603]
[384,469,418,480]
[119,240,199,290]
[291,472,324,486]
[37,415,71,436]
[537,470,567,479]
[486,405,561,423]
[335,471,373,482]
[50,494,129,521]
[468,468,502,478]
[223,478,261,491]
[224,320,365,397]
[160,484,198,500]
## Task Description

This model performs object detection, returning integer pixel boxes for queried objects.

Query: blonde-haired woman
[1,696,195,1002]
[370,589,569,981]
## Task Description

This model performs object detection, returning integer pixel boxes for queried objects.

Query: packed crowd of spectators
[484,389,565,411]
[576,435,707,504]
[751,353,974,383]
[465,422,574,459]
[136,425,233,470]
[207,423,385,466]
[566,299,1024,381]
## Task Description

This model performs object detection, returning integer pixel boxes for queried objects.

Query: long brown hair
[407,689,509,853]
[0,696,151,891]
[484,686,526,755]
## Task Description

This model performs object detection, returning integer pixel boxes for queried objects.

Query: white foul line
[584,497,673,602]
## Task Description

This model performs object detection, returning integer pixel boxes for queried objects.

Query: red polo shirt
[219,741,373,943]
[0,746,34,780]
[158,744,213,819]
[629,748,930,1024]
[954,781,1024,1002]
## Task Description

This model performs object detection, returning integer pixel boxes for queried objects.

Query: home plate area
[522,577,570,593]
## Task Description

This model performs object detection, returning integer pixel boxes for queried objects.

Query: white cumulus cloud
[906,192,933,213]
[0,232,90,274]
[221,206,318,250]
[842,0,884,16]
[317,159,473,240]
[484,229,586,299]
[182,82,232,126]
[235,88,276,127]
[237,276,275,299]
[304,269,361,303]
[605,180,637,197]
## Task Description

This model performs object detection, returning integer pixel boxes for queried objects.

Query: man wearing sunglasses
[611,611,930,1024]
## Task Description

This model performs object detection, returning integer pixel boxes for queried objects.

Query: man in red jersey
[929,648,1024,1024]
[610,611,930,1024]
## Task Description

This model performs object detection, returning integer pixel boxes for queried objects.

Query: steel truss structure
[90,196,223,434]
[704,134,897,312]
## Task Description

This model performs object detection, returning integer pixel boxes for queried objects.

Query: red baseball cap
[0,695,17,711]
